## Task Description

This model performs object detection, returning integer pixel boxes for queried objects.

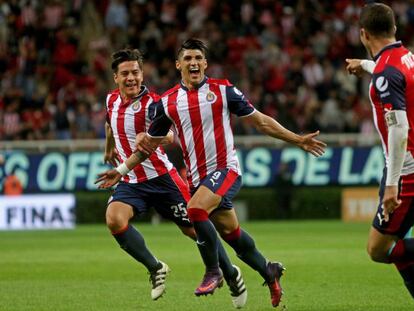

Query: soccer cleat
[194,268,224,296]
[227,265,247,308]
[263,262,285,307]
[149,261,170,300]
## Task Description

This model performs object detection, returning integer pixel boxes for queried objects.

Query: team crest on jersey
[206,91,217,103]
[131,99,141,112]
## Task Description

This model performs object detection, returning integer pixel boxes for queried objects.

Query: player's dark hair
[111,48,143,72]
[177,38,208,59]
[359,3,396,38]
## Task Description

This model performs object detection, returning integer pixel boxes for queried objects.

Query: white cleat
[228,265,247,308]
[149,261,170,300]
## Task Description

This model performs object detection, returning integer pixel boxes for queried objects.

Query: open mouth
[125,83,137,89]
[189,68,200,78]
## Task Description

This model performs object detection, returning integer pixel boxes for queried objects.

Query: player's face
[114,61,143,99]
[176,49,207,89]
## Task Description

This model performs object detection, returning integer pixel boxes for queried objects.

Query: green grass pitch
[1,221,413,311]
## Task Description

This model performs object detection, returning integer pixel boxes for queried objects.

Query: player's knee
[366,244,389,263]
[106,210,128,232]
[180,226,196,239]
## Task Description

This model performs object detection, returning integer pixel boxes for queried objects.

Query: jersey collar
[373,41,402,62]
[122,85,148,104]
[180,76,208,91]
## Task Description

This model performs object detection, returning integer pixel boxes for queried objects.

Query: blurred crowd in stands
[1,0,414,141]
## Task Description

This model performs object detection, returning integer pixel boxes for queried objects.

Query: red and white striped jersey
[148,77,256,189]
[369,41,414,195]
[106,86,172,183]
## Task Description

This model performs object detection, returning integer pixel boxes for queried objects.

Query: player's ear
[360,28,368,40]
[176,60,181,71]
[204,58,208,70]
[113,73,118,83]
[393,25,397,35]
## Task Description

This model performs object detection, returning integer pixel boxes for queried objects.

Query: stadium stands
[1,0,413,141]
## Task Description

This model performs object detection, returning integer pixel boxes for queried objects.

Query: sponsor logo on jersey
[376,76,389,92]
[206,91,217,103]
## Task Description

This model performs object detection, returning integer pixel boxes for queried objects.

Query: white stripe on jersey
[220,84,241,174]
[176,88,200,184]
[107,91,172,183]
[163,83,241,187]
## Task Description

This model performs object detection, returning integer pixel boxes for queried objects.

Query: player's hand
[382,185,401,222]
[95,169,122,189]
[298,131,327,157]
[135,132,157,156]
[104,148,119,167]
[345,58,365,76]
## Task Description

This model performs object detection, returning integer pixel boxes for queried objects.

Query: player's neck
[182,77,205,90]
[370,38,397,58]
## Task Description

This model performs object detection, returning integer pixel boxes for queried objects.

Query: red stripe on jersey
[134,96,168,177]
[400,173,414,197]
[107,93,123,165]
[129,96,150,181]
[169,167,191,202]
[148,153,168,176]
[133,95,149,134]
[216,169,238,196]
[187,91,208,182]
[209,83,227,169]
[116,103,131,182]
[106,93,118,121]
[167,92,194,188]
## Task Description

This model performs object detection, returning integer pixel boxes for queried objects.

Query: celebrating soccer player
[97,39,326,307]
[99,48,247,307]
[346,3,414,299]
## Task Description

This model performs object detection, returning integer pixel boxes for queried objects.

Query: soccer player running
[101,48,247,307]
[97,40,326,307]
[346,3,414,299]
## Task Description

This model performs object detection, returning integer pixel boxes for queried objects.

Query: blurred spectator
[0,0,409,140]
[3,168,23,196]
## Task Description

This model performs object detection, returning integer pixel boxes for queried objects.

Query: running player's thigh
[106,201,134,228]
[210,208,239,235]
[188,185,222,214]
[367,226,398,258]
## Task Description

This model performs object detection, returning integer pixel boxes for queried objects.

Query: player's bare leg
[367,227,398,262]
[368,226,414,298]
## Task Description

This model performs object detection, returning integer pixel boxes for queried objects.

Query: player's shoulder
[207,77,233,87]
[107,88,120,97]
[146,91,161,102]
[106,89,120,105]
[376,45,409,72]
[161,84,181,98]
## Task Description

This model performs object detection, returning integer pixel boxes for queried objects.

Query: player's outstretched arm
[95,134,164,189]
[244,111,326,157]
[104,122,119,167]
[136,130,174,147]
[345,58,375,75]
